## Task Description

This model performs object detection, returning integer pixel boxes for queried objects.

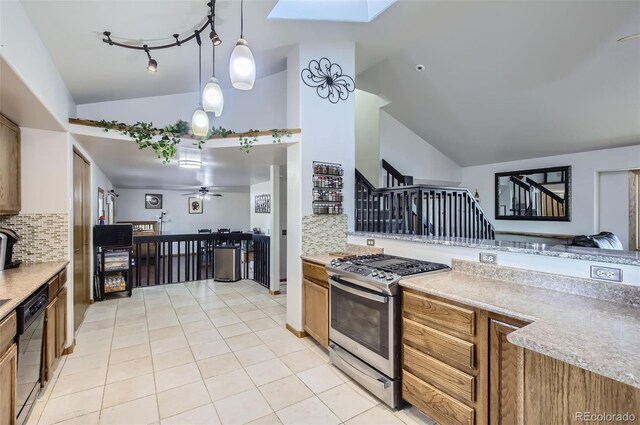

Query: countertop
[300,252,347,266]
[401,270,640,389]
[349,231,640,266]
[0,262,69,320]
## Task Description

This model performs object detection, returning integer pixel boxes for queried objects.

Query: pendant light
[229,0,255,90]
[202,1,224,116]
[191,33,209,137]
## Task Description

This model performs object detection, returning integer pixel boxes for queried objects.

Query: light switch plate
[590,265,622,282]
[479,252,498,264]
[367,239,375,246]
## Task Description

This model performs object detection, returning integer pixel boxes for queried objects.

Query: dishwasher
[15,285,48,425]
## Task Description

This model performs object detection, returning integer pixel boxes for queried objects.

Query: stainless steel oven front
[328,275,399,407]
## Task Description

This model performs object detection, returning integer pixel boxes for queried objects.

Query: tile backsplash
[302,214,348,255]
[0,213,69,263]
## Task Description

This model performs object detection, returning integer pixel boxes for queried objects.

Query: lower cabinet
[303,278,329,347]
[488,320,522,425]
[0,312,17,425]
[43,269,68,382]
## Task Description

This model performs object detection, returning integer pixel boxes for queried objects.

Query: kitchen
[1,1,640,424]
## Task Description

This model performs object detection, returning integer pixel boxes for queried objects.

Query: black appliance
[93,224,133,248]
[15,284,48,425]
[325,254,450,408]
[0,227,21,270]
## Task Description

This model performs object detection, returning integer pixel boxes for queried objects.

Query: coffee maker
[0,227,21,270]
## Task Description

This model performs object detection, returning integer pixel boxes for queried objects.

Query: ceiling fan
[181,187,223,199]
[618,33,640,42]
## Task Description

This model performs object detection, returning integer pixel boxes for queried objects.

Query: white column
[269,165,280,294]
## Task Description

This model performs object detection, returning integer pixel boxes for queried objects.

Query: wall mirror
[97,187,105,223]
[495,166,571,221]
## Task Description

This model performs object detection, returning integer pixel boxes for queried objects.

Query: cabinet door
[303,278,329,347]
[44,298,58,382]
[56,287,67,357]
[0,115,20,214]
[0,343,17,425]
[488,319,522,425]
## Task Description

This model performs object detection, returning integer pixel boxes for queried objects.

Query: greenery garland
[96,119,293,162]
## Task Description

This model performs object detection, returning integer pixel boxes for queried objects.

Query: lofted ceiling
[20,0,640,167]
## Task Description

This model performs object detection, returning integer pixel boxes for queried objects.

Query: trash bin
[214,246,241,282]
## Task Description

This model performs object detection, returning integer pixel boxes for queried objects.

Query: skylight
[268,0,397,23]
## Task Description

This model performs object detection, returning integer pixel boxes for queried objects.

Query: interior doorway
[73,149,91,330]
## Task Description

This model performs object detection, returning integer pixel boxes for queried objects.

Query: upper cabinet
[0,115,21,215]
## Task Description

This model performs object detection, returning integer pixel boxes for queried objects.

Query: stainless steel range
[325,254,450,408]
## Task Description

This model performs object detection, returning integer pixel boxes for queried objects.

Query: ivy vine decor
[95,120,293,159]
[301,57,355,104]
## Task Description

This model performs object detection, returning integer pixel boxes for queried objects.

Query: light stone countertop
[300,253,345,266]
[0,261,69,320]
[400,270,640,389]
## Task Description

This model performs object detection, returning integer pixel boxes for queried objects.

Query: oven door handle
[330,279,389,304]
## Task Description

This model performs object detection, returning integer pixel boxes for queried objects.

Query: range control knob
[335,261,342,266]
[379,273,386,279]
[330,260,336,266]
[386,275,394,281]
[371,270,378,276]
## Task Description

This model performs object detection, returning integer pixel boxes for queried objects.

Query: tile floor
[26,279,436,425]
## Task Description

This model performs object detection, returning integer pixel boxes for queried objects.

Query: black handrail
[525,177,564,203]
[382,159,413,187]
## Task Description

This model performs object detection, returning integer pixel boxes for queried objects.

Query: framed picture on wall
[189,197,203,214]
[255,194,271,213]
[145,193,163,209]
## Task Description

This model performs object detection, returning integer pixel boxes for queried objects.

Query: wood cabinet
[401,288,526,425]
[302,260,329,347]
[0,312,17,425]
[43,268,68,382]
[0,115,21,214]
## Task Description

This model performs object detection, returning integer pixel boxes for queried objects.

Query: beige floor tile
[60,353,109,376]
[149,325,184,342]
[178,310,209,324]
[150,334,189,355]
[216,322,252,339]
[254,327,291,343]
[185,328,223,346]
[191,339,231,361]
[152,346,195,371]
[244,318,279,332]
[99,394,159,425]
[113,322,148,337]
[106,356,153,384]
[225,332,263,351]
[111,331,150,350]
[210,313,243,328]
[68,340,112,358]
[157,381,212,419]
[394,406,438,425]
[38,387,104,425]
[244,358,293,386]
[148,316,180,331]
[154,362,202,392]
[297,364,344,394]
[197,352,242,379]
[49,412,100,425]
[246,413,283,425]
[109,343,151,365]
[161,403,221,425]
[271,314,287,326]
[258,375,314,411]
[275,396,340,425]
[260,306,286,317]
[318,382,378,421]
[214,388,273,425]
[76,328,114,344]
[204,368,256,401]
[344,405,405,425]
[236,309,267,321]
[233,344,276,367]
[264,338,307,357]
[102,373,156,409]
[280,349,326,373]
[181,319,216,335]
[229,303,259,314]
[50,367,107,398]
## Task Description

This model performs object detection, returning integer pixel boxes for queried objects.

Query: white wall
[20,128,69,214]
[379,111,462,187]
[598,171,630,249]
[355,90,387,185]
[77,71,287,132]
[279,174,287,281]
[250,181,272,234]
[114,188,250,234]
[461,144,640,236]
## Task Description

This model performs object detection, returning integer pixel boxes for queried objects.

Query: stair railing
[382,159,414,187]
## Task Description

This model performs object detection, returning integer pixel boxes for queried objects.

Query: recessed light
[415,64,425,72]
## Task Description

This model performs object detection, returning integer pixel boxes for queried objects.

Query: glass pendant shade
[191,106,209,137]
[229,38,255,90]
[202,77,224,116]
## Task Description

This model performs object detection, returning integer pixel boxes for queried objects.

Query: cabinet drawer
[403,370,474,425]
[0,312,16,353]
[403,318,475,370]
[302,261,329,288]
[47,274,60,297]
[403,290,475,337]
[403,344,475,403]
[59,268,67,286]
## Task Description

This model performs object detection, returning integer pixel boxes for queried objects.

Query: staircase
[355,162,495,239]
[507,176,565,217]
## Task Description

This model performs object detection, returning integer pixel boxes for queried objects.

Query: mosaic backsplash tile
[302,214,348,255]
[0,214,69,263]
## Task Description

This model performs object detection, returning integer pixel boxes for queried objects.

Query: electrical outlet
[367,239,375,246]
[590,266,622,282]
[479,252,498,264]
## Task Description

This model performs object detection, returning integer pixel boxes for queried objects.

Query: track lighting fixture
[144,45,157,72]
[211,31,222,46]
[229,0,256,90]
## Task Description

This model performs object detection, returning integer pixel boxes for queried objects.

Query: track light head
[144,45,157,72]
[210,31,222,46]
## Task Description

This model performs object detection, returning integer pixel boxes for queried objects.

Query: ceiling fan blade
[181,192,198,196]
[211,193,223,197]
[618,33,640,42]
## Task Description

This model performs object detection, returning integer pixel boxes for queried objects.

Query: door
[0,344,17,425]
[489,319,522,425]
[73,151,91,330]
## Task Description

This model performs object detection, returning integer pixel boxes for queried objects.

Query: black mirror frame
[494,166,571,222]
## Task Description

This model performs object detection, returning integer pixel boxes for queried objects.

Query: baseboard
[90,299,95,304]
[269,289,281,295]
[62,339,76,355]
[286,323,309,338]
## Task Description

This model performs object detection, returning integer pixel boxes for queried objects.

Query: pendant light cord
[240,0,244,39]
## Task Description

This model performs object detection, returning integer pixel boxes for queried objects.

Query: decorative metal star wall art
[301,57,355,104]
